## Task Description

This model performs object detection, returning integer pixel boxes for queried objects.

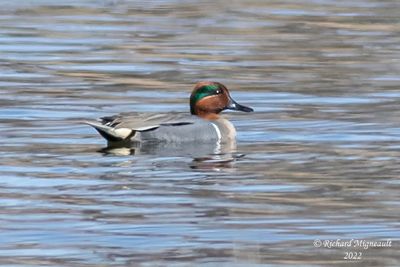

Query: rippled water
[1,1,399,266]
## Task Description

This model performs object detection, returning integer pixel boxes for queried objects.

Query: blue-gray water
[0,1,399,266]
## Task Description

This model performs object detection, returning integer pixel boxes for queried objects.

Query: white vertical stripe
[211,122,222,154]
[211,122,222,142]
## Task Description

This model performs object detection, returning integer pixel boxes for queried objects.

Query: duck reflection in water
[99,139,243,171]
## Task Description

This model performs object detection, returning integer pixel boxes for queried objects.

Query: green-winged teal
[85,81,253,145]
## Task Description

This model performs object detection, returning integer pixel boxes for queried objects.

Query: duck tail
[84,121,134,142]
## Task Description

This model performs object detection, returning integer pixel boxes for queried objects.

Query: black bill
[226,99,254,112]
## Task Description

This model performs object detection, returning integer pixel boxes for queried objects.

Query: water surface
[0,1,399,266]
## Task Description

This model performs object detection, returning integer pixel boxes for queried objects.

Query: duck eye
[215,89,222,94]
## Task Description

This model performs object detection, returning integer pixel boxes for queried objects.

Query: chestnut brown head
[190,81,253,120]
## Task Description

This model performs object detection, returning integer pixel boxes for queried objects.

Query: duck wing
[101,112,197,131]
[85,112,197,142]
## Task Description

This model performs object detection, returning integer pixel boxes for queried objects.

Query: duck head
[190,81,254,120]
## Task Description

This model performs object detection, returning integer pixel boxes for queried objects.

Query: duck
[85,81,253,145]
